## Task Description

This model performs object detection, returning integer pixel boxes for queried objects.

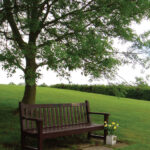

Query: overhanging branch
[37,61,48,67]
[3,0,26,49]
[0,30,14,41]
[43,0,94,28]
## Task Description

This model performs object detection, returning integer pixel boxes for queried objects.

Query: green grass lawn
[0,84,150,150]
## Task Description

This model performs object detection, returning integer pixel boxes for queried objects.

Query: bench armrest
[89,112,110,116]
[88,112,110,123]
[22,116,43,134]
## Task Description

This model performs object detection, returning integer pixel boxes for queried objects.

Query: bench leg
[87,132,91,140]
[38,137,43,150]
[104,129,108,144]
[21,133,25,150]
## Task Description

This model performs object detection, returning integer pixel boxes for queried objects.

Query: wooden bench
[19,100,110,150]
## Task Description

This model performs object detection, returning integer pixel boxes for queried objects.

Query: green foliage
[39,83,48,87]
[18,82,25,86]
[134,77,149,88]
[8,82,16,85]
[0,0,150,80]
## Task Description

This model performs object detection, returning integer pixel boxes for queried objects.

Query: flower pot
[106,135,117,145]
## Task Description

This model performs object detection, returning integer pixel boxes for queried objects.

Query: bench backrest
[19,101,90,130]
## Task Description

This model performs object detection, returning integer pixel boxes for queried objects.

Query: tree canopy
[0,0,149,104]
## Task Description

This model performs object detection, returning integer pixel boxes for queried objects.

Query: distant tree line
[51,80,150,101]
[8,82,25,86]
[8,77,150,101]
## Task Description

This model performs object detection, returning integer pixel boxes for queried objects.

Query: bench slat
[51,107,55,127]
[26,108,30,129]
[30,108,34,128]
[70,105,74,125]
[74,106,77,124]
[59,106,63,127]
[47,108,51,127]
[63,105,67,126]
[43,108,47,128]
[22,108,26,129]
[81,103,85,123]
[80,104,83,124]
[83,103,87,123]
[55,106,59,127]
[39,107,42,119]
[76,105,80,124]
[35,108,38,119]
[66,105,70,125]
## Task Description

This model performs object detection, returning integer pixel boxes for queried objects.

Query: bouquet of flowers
[104,121,119,135]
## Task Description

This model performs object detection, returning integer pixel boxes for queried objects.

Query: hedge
[51,84,150,101]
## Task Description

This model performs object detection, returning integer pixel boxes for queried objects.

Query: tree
[0,0,149,104]
[134,77,149,87]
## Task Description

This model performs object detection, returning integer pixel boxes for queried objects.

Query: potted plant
[104,121,119,145]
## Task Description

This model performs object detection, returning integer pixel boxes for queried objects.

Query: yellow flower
[109,125,112,127]
[112,122,115,125]
[104,121,107,124]
[117,124,119,126]
[104,124,107,127]
[114,126,117,129]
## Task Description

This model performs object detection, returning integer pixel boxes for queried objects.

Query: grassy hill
[0,84,150,150]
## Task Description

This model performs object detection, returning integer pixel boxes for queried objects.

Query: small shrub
[39,83,48,87]
[9,82,16,85]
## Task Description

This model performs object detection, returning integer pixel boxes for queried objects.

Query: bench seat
[24,123,104,136]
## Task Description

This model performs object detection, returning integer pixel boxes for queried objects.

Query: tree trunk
[22,55,37,104]
[22,84,36,104]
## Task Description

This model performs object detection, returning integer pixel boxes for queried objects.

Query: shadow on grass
[1,134,95,150]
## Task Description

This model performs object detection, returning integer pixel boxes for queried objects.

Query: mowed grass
[0,84,150,150]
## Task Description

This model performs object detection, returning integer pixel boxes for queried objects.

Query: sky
[0,20,150,85]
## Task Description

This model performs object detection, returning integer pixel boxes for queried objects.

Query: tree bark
[22,54,37,104]
[22,84,36,104]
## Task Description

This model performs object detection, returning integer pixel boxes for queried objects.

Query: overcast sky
[0,19,150,85]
